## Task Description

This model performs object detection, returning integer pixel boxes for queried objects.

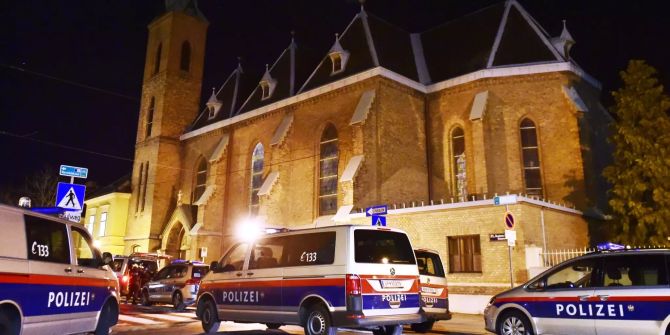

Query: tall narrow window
[140,162,149,212]
[250,143,264,215]
[193,159,208,203]
[153,43,162,75]
[98,212,108,237]
[135,162,144,213]
[319,124,339,215]
[145,97,155,138]
[260,81,271,100]
[180,41,191,72]
[520,118,543,195]
[87,215,95,234]
[451,127,466,198]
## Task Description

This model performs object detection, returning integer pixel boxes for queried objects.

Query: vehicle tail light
[122,275,129,283]
[186,278,200,285]
[346,274,361,296]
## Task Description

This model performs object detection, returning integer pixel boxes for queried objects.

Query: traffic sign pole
[505,204,513,288]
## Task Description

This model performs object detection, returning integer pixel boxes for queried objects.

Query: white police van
[196,225,423,335]
[0,204,119,335]
[484,246,670,335]
[412,248,451,333]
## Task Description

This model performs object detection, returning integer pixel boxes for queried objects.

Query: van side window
[283,232,336,266]
[24,215,70,264]
[601,255,668,287]
[415,251,445,277]
[220,243,248,272]
[70,227,101,267]
[250,237,284,269]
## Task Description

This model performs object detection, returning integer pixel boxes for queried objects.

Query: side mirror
[210,261,219,272]
[102,252,113,266]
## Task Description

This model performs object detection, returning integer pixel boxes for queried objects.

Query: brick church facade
[123,0,611,309]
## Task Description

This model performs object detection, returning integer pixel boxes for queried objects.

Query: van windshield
[192,266,209,278]
[415,251,445,277]
[354,230,416,264]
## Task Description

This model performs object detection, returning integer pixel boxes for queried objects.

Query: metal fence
[540,245,669,268]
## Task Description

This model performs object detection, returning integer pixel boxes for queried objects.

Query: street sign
[55,182,86,210]
[505,229,517,247]
[365,205,388,217]
[59,164,88,179]
[494,194,517,206]
[489,233,507,241]
[504,211,515,230]
[371,215,386,226]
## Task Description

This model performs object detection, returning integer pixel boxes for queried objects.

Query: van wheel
[266,323,282,329]
[172,291,185,311]
[497,310,533,335]
[141,290,152,306]
[373,325,402,335]
[410,320,434,333]
[94,301,118,335]
[304,305,337,335]
[201,299,220,334]
[0,307,20,335]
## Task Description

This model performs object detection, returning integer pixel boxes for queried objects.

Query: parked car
[412,248,451,332]
[484,246,670,335]
[196,225,424,335]
[141,260,209,310]
[0,203,118,335]
[111,253,162,300]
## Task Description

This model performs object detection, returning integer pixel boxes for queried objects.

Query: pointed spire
[551,19,576,60]
[236,56,244,73]
[329,33,345,54]
[261,63,272,81]
[358,0,366,12]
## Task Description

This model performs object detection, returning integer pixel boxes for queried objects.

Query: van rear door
[350,228,420,316]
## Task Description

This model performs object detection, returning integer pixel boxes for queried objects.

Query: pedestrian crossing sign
[55,182,86,210]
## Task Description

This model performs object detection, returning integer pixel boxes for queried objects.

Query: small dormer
[206,88,222,119]
[328,33,349,75]
[259,64,277,100]
[551,20,576,60]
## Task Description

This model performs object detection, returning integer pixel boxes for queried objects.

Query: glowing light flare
[235,216,264,242]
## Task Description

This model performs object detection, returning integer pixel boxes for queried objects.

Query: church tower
[124,0,208,254]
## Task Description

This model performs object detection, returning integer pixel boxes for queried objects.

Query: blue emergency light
[596,242,626,251]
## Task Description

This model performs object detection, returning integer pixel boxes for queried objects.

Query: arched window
[451,127,466,198]
[319,124,339,215]
[250,143,264,215]
[153,43,162,75]
[145,97,155,138]
[520,118,543,195]
[180,41,191,72]
[193,158,207,202]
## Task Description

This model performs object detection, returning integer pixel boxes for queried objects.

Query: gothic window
[135,162,143,213]
[260,81,271,100]
[139,162,149,212]
[193,158,208,203]
[145,97,155,138]
[180,41,191,72]
[330,53,343,73]
[153,43,162,75]
[250,143,264,215]
[451,127,466,198]
[319,124,339,215]
[520,118,543,196]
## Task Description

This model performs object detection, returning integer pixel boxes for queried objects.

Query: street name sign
[493,194,518,206]
[365,205,388,217]
[59,165,88,179]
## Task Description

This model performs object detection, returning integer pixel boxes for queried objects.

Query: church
[122,0,611,312]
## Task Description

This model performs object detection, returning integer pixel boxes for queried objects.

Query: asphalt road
[112,303,487,335]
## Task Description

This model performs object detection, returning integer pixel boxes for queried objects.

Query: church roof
[188,0,575,132]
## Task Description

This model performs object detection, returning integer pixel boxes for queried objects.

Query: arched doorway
[165,222,189,259]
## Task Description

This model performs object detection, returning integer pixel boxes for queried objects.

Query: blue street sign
[55,182,86,210]
[371,215,386,227]
[365,205,388,217]
[59,164,88,179]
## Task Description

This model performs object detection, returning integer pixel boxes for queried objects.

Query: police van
[196,225,423,335]
[0,204,119,335]
[412,248,451,333]
[484,246,670,335]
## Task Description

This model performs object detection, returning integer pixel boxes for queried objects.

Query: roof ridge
[419,1,506,35]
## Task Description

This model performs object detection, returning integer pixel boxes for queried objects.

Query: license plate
[421,286,437,294]
[381,280,403,289]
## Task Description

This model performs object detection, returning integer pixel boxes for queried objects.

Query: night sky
[2,0,669,199]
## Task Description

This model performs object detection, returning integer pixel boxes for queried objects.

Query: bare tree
[22,165,59,207]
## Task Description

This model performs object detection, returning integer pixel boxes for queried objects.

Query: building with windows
[84,175,131,255]
[123,0,611,311]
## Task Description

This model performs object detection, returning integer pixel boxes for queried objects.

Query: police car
[196,225,424,335]
[484,245,670,335]
[140,260,209,310]
[412,248,451,333]
[0,204,119,335]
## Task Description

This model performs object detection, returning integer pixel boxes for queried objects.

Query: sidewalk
[431,313,487,335]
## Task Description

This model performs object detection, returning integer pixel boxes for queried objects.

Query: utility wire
[1,64,139,102]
